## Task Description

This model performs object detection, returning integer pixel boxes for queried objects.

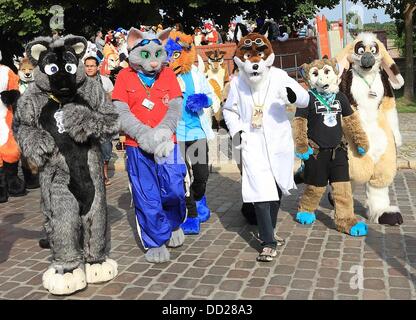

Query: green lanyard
[309,89,334,112]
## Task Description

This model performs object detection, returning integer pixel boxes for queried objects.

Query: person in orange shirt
[0,50,26,202]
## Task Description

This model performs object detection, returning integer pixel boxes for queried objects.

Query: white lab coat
[223,67,309,202]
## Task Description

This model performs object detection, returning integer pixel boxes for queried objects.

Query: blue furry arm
[186,93,211,113]
[14,93,57,167]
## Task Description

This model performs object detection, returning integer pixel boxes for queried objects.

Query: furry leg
[331,181,363,235]
[83,149,118,283]
[41,170,86,295]
[296,184,326,224]
[366,183,403,225]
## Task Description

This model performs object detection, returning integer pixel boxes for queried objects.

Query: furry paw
[145,245,170,263]
[286,87,297,104]
[378,212,403,226]
[295,146,313,160]
[152,128,173,145]
[296,212,316,225]
[25,131,56,167]
[196,195,211,223]
[85,258,118,283]
[349,221,368,237]
[154,140,174,158]
[186,93,210,113]
[167,228,185,248]
[181,216,201,235]
[42,267,86,295]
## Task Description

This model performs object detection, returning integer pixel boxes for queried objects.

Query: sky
[318,1,393,24]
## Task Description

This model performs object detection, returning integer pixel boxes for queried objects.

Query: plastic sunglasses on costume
[243,38,265,47]
[130,39,162,51]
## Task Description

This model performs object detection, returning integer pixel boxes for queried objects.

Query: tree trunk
[404,2,415,101]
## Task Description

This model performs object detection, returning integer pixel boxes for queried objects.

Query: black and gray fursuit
[13,35,119,294]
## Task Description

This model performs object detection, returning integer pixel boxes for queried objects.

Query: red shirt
[112,66,182,147]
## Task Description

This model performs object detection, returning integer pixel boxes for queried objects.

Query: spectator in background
[277,21,289,42]
[193,27,203,46]
[84,56,115,186]
[173,23,184,32]
[297,21,308,38]
[307,24,315,37]
[95,30,105,52]
[105,29,114,44]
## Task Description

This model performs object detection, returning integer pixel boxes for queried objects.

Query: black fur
[39,98,95,215]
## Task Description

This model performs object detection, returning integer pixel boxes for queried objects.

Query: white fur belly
[0,102,9,146]
[351,74,386,163]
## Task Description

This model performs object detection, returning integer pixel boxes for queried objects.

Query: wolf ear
[26,39,50,65]
[64,35,88,59]
[156,28,171,43]
[127,27,144,50]
[376,39,404,90]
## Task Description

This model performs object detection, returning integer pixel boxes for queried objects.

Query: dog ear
[26,39,50,65]
[127,27,144,50]
[376,39,404,90]
[64,35,88,60]
[299,63,309,82]
[335,42,354,76]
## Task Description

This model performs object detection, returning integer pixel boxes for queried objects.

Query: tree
[355,0,416,100]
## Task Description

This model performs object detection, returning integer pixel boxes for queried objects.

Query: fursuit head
[14,34,120,295]
[234,32,275,87]
[336,32,404,226]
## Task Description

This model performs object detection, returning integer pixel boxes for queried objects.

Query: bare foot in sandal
[256,247,277,262]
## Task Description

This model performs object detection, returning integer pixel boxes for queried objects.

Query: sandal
[105,178,112,186]
[256,247,277,262]
[276,235,286,247]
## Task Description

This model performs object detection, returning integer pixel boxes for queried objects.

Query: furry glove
[343,112,369,155]
[16,125,57,168]
[185,93,210,113]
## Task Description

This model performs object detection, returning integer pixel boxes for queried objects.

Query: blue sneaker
[296,212,316,225]
[349,221,368,237]
[181,216,200,235]
[196,195,211,223]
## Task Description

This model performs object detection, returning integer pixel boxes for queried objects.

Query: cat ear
[127,27,144,50]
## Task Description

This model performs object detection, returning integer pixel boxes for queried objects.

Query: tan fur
[292,117,309,153]
[379,96,396,112]
[342,112,369,151]
[298,185,326,212]
[331,181,359,233]
[301,58,339,83]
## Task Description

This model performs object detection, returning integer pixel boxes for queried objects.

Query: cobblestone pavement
[1,168,415,300]
[398,113,416,162]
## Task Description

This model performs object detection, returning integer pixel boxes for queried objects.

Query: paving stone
[312,289,334,300]
[389,288,412,300]
[192,285,215,297]
[265,285,286,296]
[286,290,310,300]
[219,280,243,292]
[241,287,261,299]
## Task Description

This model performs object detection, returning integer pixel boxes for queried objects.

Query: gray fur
[14,35,119,272]
[127,27,170,74]
[62,77,120,143]
[145,245,170,263]
[167,228,185,248]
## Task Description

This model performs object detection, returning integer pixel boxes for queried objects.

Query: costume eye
[324,68,331,75]
[312,69,318,77]
[258,52,265,58]
[243,53,251,60]
[140,51,151,59]
[370,46,378,54]
[44,63,59,75]
[155,50,163,58]
[357,47,365,55]
[65,63,77,74]
[172,51,181,59]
